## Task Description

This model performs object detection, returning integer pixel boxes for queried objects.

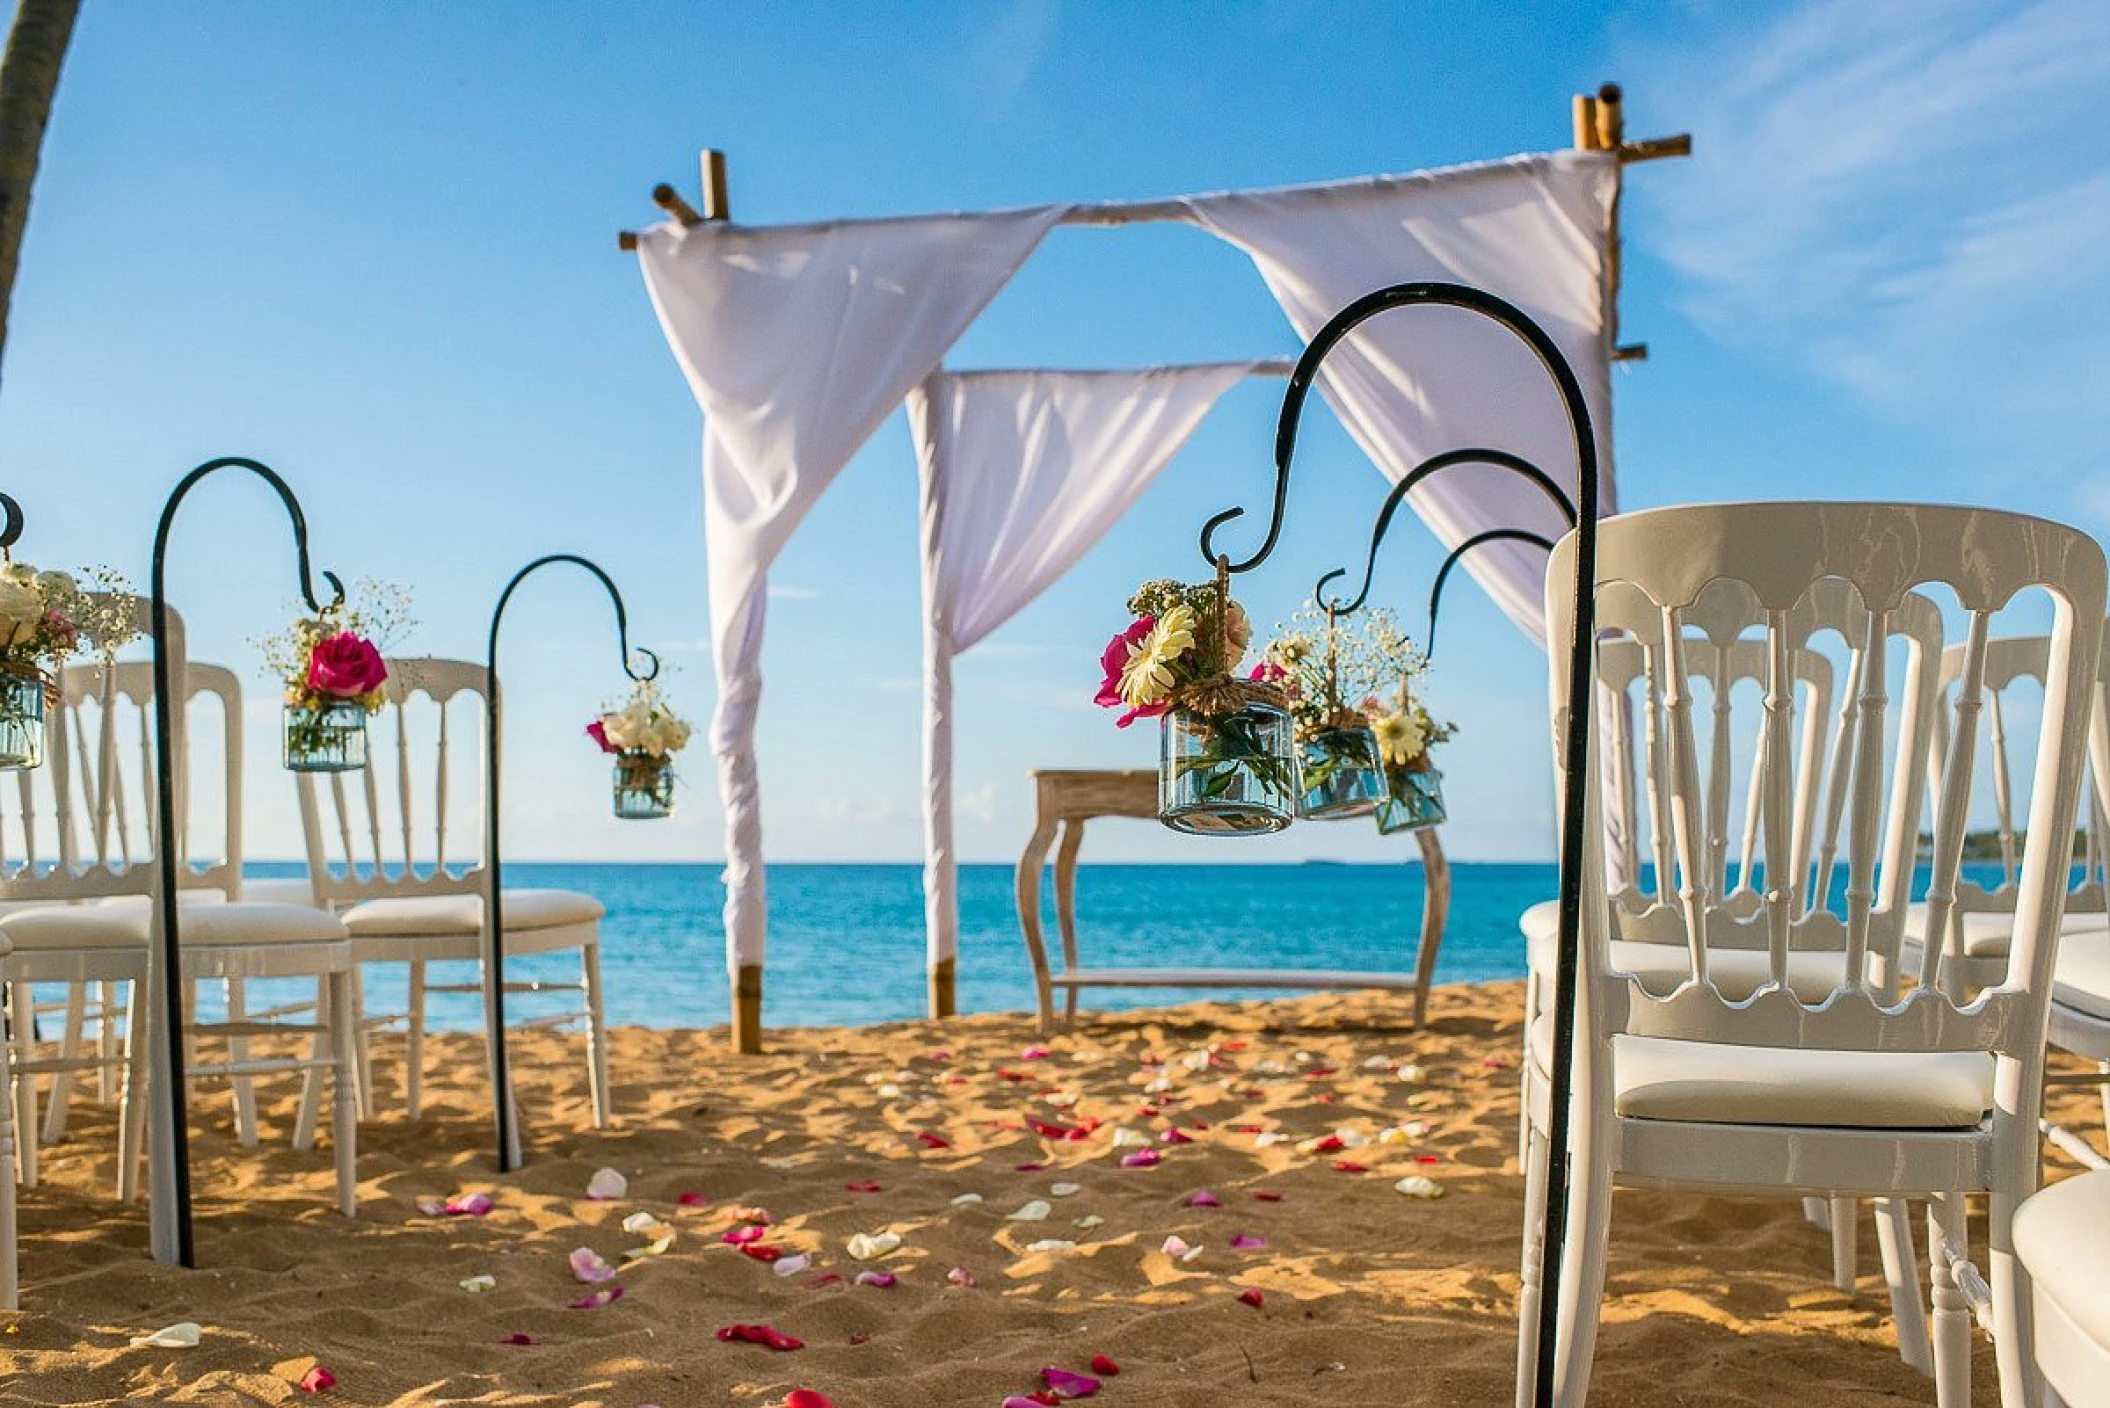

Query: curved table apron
[1014,768,1450,1032]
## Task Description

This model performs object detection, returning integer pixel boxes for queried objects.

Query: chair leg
[1928,1193,1973,1408]
[1804,1195,1831,1230]
[291,977,326,1154]
[404,959,426,1121]
[1988,1188,2045,1408]
[1554,1148,1614,1408]
[41,982,87,1145]
[225,978,259,1149]
[1829,1195,1858,1293]
[0,1024,16,1310]
[1513,1120,1550,1408]
[116,979,147,1204]
[349,967,373,1123]
[8,981,38,1189]
[95,980,117,1104]
[2097,1060,2110,1144]
[327,970,358,1218]
[582,943,610,1130]
[1875,1196,1932,1375]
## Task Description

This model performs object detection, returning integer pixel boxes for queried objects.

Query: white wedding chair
[1519,500,2103,1408]
[292,657,609,1133]
[0,624,362,1221]
[1521,579,1943,1364]
[2013,1169,2110,1407]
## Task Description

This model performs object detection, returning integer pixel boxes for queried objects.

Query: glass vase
[283,699,369,773]
[1158,699,1296,836]
[613,751,675,820]
[1376,766,1447,834]
[0,671,45,771]
[1297,725,1386,820]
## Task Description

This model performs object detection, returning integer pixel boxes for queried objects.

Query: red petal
[1238,1288,1265,1308]
[1015,1162,1049,1172]
[1331,1161,1367,1174]
[1089,1354,1121,1376]
[1416,1154,1442,1165]
[678,1191,710,1207]
[723,1224,767,1245]
[741,1243,784,1263]
[848,1331,874,1346]
[915,1131,952,1150]
[498,1333,539,1345]
[785,1392,835,1408]
[1303,1067,1337,1079]
[1310,1135,1345,1153]
[299,1366,336,1394]
[804,1273,844,1289]
[1027,1119,1076,1139]
[1253,1191,1284,1202]
[716,1323,805,1351]
[845,1180,883,1193]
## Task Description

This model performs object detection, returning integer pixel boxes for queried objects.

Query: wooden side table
[1014,768,1451,1032]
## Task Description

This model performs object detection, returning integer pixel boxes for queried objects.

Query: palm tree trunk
[0,0,79,389]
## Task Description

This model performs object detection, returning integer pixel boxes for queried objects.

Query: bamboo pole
[618,149,731,250]
[1572,93,1601,151]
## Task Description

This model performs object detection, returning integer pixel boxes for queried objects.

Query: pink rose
[306,631,387,698]
[1095,616,1169,729]
[1249,660,1287,684]
[586,719,616,754]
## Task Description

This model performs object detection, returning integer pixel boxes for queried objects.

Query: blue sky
[4,0,2105,863]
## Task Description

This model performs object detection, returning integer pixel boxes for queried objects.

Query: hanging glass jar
[1298,722,1386,819]
[283,698,369,773]
[1376,764,1446,834]
[1160,691,1297,835]
[613,750,676,820]
[0,669,46,771]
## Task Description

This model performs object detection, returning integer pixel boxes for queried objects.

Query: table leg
[1015,816,1061,1034]
[1054,820,1085,1028]
[1412,828,1450,1028]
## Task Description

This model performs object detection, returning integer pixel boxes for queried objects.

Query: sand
[0,979,2089,1406]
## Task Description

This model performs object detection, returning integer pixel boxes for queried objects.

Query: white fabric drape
[636,207,1065,976]
[907,364,1260,996]
[1182,152,1618,643]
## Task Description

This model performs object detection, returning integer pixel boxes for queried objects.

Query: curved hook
[1201,282,1587,577]
[150,456,344,615]
[0,492,22,554]
[487,552,655,690]
[1425,528,1555,657]
[1313,448,1574,615]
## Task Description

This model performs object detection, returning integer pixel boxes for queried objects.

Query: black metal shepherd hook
[1424,529,1556,657]
[149,457,346,1268]
[484,554,658,1172]
[0,492,23,555]
[1204,281,1598,1408]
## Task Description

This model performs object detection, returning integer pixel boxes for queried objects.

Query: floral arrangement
[1356,609,1454,776]
[589,680,693,760]
[1257,603,1394,741]
[259,582,412,759]
[1093,578,1252,727]
[0,562,141,701]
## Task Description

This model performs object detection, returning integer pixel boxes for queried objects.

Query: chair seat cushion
[2015,1171,2110,1351]
[2052,936,2110,1022]
[340,888,604,939]
[1902,902,2110,960]
[1524,911,1853,1002]
[0,900,346,949]
[1529,1018,1993,1129]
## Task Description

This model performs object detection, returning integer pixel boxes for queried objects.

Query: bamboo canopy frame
[618,83,1687,1053]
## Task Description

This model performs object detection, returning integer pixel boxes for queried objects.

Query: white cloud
[956,0,1059,113]
[1627,0,2110,461]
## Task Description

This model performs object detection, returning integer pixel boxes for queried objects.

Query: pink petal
[678,1191,710,1207]
[1188,1191,1221,1207]
[784,1393,835,1408]
[1231,1233,1267,1250]
[1119,1149,1160,1169]
[498,1333,538,1345]
[854,1271,897,1288]
[299,1365,336,1394]
[569,1247,617,1283]
[1162,1129,1194,1144]
[947,1265,977,1287]
[1042,1366,1102,1398]
[1022,1046,1052,1060]
[1089,1354,1120,1376]
[567,1287,624,1310]
[1238,1287,1264,1309]
[415,1197,445,1216]
[722,1224,767,1246]
[445,1193,494,1216]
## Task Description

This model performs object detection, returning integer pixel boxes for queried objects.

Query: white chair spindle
[1840,610,1892,990]
[1921,612,1993,995]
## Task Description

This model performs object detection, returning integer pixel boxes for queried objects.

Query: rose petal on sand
[1015,1161,1049,1172]
[459,1274,497,1292]
[774,1254,813,1278]
[950,1193,984,1206]
[569,1247,618,1283]
[1253,1190,1284,1202]
[1394,1175,1445,1199]
[1295,1134,1346,1155]
[1007,1199,1052,1222]
[1238,1287,1265,1308]
[947,1265,977,1286]
[1119,1149,1160,1169]
[1162,1129,1194,1144]
[1022,1046,1052,1060]
[716,1323,804,1351]
[444,1193,494,1216]
[622,1211,670,1235]
[498,1333,538,1345]
[783,1392,834,1408]
[128,1322,201,1349]
[678,1191,710,1207]
[1331,1161,1368,1174]
[1188,1190,1220,1207]
[1110,1128,1150,1149]
[1048,1182,1081,1197]
[1252,1132,1285,1148]
[845,1180,883,1193]
[585,1167,628,1200]
[415,1197,445,1216]
[805,1272,844,1289]
[625,1235,676,1262]
[1043,1366,1101,1398]
[722,1204,774,1225]
[1074,1215,1104,1229]
[299,1365,336,1394]
[567,1287,624,1310]
[1160,1235,1202,1263]
[1002,1398,1052,1408]
[915,1131,952,1150]
[1231,1233,1267,1250]
[855,1271,898,1288]
[1024,1239,1076,1253]
[1090,1354,1120,1376]
[741,1244,785,1263]
[847,1231,902,1260]
[723,1224,768,1246]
